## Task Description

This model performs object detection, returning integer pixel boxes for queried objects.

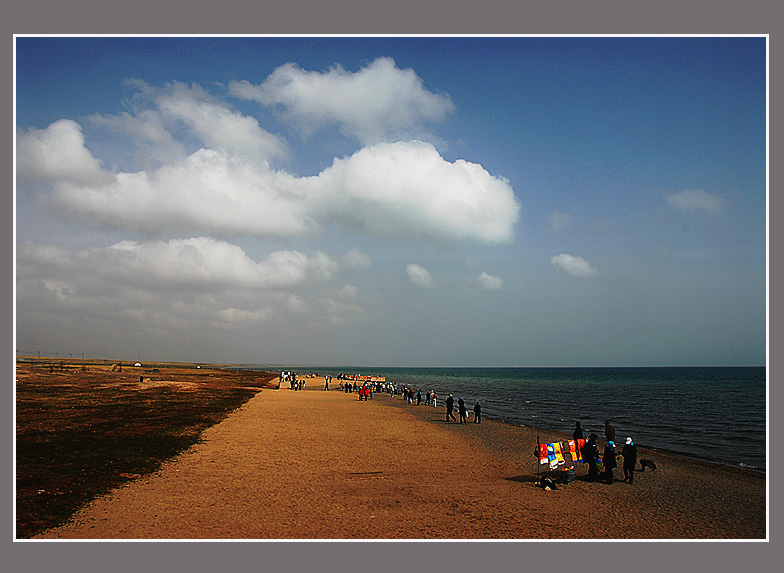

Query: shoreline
[380,392,768,483]
[32,376,766,540]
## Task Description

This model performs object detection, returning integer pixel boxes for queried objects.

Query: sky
[14,36,767,367]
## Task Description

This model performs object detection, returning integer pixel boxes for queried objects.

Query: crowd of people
[285,372,639,485]
[573,420,638,484]
[391,386,482,425]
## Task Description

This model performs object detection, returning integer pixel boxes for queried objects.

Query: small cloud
[667,189,725,216]
[549,210,573,233]
[341,249,372,269]
[337,284,358,300]
[551,253,599,278]
[406,264,435,288]
[475,272,503,291]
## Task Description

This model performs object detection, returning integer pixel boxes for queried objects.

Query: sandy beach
[33,377,766,540]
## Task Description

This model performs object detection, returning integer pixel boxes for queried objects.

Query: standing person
[324,377,330,391]
[458,397,467,424]
[416,388,422,406]
[604,420,616,444]
[473,401,482,424]
[602,441,617,484]
[581,434,600,482]
[432,392,437,408]
[445,394,456,422]
[620,437,638,484]
[573,421,584,440]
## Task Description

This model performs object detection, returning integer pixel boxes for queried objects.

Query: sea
[255,366,767,472]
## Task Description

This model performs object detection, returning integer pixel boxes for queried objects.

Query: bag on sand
[560,467,575,485]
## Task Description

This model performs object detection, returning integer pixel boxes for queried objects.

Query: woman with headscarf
[602,440,617,484]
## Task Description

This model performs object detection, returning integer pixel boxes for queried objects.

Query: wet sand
[35,378,766,539]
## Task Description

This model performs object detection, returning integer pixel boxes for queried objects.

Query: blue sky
[15,36,767,366]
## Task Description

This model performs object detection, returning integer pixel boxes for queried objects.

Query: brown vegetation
[15,360,278,538]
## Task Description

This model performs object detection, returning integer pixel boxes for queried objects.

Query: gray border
[5,1,775,572]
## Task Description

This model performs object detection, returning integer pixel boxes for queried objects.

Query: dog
[639,459,657,472]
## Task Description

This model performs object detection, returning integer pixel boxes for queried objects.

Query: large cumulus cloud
[19,122,518,243]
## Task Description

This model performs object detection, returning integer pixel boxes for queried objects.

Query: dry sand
[34,378,766,540]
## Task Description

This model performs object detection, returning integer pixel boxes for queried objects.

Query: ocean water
[277,366,766,472]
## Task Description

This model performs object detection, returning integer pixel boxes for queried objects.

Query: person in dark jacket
[620,437,638,483]
[473,401,482,424]
[457,397,467,424]
[581,434,600,482]
[573,421,584,440]
[445,394,456,422]
[604,420,616,444]
[602,441,617,484]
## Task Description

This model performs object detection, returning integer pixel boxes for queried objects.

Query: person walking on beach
[432,392,437,408]
[458,397,467,424]
[602,441,617,484]
[604,420,616,444]
[473,401,481,424]
[416,389,422,406]
[445,394,456,422]
[573,421,584,441]
[620,437,637,484]
[582,434,600,482]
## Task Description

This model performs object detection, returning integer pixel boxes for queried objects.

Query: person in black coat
[581,434,600,482]
[473,401,482,424]
[620,437,638,483]
[457,397,467,424]
[445,394,456,422]
[573,421,584,440]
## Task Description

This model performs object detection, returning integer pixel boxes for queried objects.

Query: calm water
[258,366,767,471]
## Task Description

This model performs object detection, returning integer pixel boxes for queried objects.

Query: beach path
[35,378,766,539]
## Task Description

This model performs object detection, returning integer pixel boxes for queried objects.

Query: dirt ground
[31,377,766,540]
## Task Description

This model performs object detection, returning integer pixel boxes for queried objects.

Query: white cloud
[27,133,517,244]
[16,120,113,187]
[341,249,372,269]
[549,210,573,233]
[314,141,519,244]
[667,189,725,216]
[88,109,187,169]
[152,81,289,164]
[551,253,599,278]
[15,238,363,338]
[229,57,455,145]
[18,237,337,291]
[406,264,435,288]
[42,148,316,238]
[89,81,288,167]
[475,272,503,291]
[337,284,358,300]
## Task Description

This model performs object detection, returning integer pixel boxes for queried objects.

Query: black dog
[639,459,657,472]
